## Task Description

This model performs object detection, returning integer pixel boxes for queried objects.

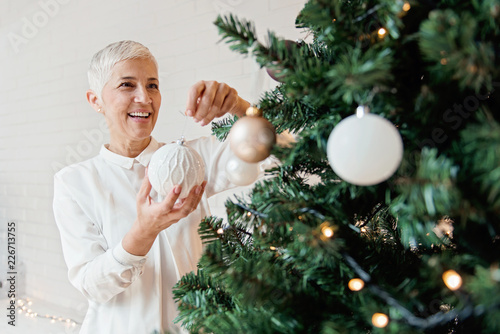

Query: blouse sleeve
[53,171,147,304]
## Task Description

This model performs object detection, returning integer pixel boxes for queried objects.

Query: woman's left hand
[185,80,250,126]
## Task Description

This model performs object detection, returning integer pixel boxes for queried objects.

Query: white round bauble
[225,155,260,186]
[148,139,205,199]
[327,113,403,186]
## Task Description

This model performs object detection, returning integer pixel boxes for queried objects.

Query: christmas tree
[173,0,500,333]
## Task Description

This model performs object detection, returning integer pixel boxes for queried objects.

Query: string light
[377,28,387,38]
[217,228,224,235]
[348,278,365,291]
[402,1,411,11]
[270,246,276,251]
[440,304,451,312]
[13,298,80,328]
[442,270,462,290]
[320,222,336,240]
[322,226,334,238]
[247,212,252,217]
[372,312,389,328]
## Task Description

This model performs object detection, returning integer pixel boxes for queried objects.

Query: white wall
[0,0,307,320]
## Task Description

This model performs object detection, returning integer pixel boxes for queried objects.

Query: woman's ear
[86,89,103,114]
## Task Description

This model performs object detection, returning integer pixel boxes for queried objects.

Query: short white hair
[88,40,158,98]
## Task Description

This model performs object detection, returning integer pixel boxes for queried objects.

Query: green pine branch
[214,14,260,55]
[175,1,500,333]
[173,269,238,333]
[210,115,238,142]
[390,148,460,248]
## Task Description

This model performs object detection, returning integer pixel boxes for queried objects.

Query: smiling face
[90,57,161,156]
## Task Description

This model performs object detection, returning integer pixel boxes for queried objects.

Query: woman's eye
[119,82,133,88]
[149,83,159,89]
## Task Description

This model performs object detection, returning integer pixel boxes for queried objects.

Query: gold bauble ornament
[229,106,276,163]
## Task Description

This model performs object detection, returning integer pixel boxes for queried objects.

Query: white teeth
[129,112,150,117]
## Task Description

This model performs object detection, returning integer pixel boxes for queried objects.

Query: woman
[53,40,251,333]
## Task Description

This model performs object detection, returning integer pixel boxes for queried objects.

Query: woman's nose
[134,86,152,104]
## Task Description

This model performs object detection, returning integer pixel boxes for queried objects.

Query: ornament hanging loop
[355,86,379,116]
[246,105,263,117]
[356,105,370,118]
[176,135,186,145]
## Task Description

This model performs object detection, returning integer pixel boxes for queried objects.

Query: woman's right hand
[122,169,206,256]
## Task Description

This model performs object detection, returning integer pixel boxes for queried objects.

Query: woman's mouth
[128,112,151,118]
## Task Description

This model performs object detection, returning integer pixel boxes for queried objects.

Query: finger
[200,181,208,201]
[200,180,207,195]
[160,185,182,212]
[194,81,219,123]
[173,197,187,210]
[186,81,206,117]
[176,181,207,216]
[219,87,239,116]
[200,84,229,126]
[187,181,207,209]
[137,168,153,201]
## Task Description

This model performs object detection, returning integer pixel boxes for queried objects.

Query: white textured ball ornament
[225,155,260,186]
[148,137,205,199]
[327,107,403,186]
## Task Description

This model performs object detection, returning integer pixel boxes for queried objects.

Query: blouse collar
[100,137,161,169]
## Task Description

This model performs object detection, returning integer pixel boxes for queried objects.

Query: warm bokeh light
[348,278,365,291]
[403,2,411,11]
[372,313,389,328]
[442,270,462,290]
[322,226,334,238]
[378,28,387,37]
[216,228,224,235]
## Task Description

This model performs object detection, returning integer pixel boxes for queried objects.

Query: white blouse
[53,136,240,334]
